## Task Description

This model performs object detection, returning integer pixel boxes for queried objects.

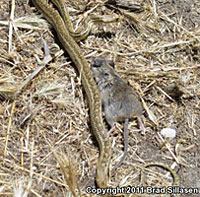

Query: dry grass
[0,0,200,196]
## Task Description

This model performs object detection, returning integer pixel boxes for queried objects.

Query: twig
[157,132,180,164]
[156,86,175,102]
[8,0,15,53]
[3,100,16,164]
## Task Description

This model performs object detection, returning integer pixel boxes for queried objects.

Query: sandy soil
[0,0,200,196]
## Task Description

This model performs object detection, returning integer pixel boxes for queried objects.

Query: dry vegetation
[0,0,200,196]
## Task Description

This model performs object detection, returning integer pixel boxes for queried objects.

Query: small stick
[3,100,16,164]
[8,0,16,53]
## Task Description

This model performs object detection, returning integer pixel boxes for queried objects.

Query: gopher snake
[51,0,120,41]
[31,0,112,188]
[30,0,180,194]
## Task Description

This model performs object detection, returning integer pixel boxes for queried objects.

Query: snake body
[51,0,120,41]
[31,0,111,188]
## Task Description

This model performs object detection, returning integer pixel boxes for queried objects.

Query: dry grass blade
[0,16,49,30]
[0,56,18,67]
[3,100,16,164]
[13,180,27,197]
[41,132,81,197]
[152,0,158,16]
[0,85,19,98]
[53,151,81,197]
[8,0,15,53]
[157,132,180,164]
[140,97,158,126]
[33,82,65,97]
[12,15,49,30]
[156,86,174,102]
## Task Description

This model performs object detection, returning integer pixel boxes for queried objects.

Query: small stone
[160,128,176,139]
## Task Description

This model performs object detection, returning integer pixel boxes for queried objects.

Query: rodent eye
[93,58,104,67]
[104,73,109,76]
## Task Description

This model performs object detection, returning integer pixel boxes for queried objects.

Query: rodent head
[92,58,114,68]
[91,58,117,85]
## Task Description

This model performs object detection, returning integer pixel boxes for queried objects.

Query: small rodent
[91,57,145,169]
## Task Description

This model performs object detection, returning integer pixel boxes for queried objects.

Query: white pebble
[160,128,176,139]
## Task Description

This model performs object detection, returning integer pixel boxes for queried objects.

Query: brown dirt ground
[0,0,200,196]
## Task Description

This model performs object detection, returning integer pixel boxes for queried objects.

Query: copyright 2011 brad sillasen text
[85,186,200,195]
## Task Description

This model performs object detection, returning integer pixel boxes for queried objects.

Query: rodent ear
[92,58,104,67]
[107,60,115,68]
